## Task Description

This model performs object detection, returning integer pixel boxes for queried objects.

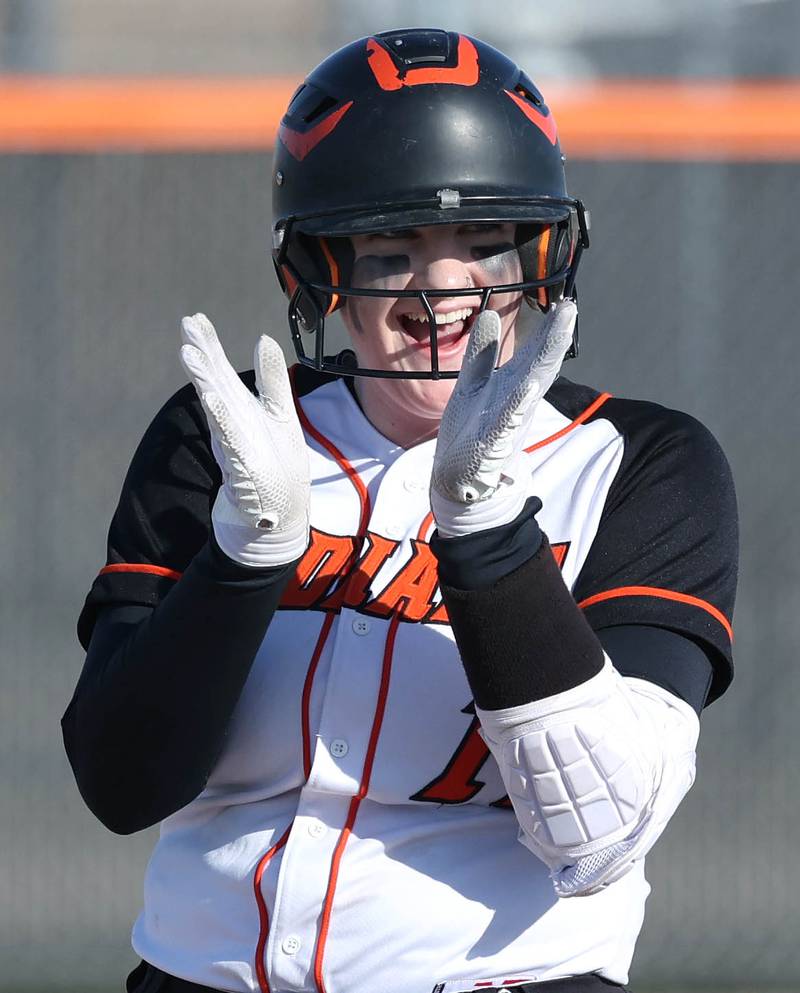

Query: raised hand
[431,300,577,536]
[180,313,310,567]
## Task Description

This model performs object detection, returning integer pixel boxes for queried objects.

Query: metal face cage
[274,195,590,380]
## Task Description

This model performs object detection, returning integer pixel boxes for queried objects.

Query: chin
[356,372,455,446]
[381,373,457,417]
[407,375,458,413]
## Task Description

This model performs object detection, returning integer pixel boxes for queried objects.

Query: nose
[407,229,474,296]
[414,256,471,291]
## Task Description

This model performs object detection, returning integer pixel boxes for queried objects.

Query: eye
[471,245,501,261]
[370,228,415,241]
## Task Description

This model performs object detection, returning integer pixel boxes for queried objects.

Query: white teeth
[404,307,473,325]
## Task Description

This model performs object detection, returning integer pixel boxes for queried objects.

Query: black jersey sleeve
[77,375,253,648]
[68,371,306,833]
[572,399,739,704]
[65,543,296,833]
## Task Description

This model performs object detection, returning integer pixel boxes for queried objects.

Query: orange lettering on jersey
[321,532,399,611]
[551,541,570,569]
[410,705,490,804]
[365,539,440,622]
[281,528,358,608]
[283,530,570,623]
[426,600,450,624]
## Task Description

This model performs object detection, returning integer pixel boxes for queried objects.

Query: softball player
[63,28,738,993]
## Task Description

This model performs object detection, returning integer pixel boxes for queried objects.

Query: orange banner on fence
[1,77,799,159]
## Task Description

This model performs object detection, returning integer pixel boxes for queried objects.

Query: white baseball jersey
[78,370,736,993]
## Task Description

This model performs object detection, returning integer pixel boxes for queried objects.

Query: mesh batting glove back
[180,313,310,568]
[431,300,577,537]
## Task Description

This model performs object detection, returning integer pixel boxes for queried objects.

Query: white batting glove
[431,300,577,537]
[179,313,310,568]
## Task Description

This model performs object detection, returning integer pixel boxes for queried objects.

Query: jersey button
[330,738,349,758]
[308,820,327,839]
[352,617,371,636]
[281,935,302,955]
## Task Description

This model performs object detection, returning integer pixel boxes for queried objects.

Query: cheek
[472,248,523,331]
[344,294,391,339]
[352,254,410,289]
[471,246,522,284]
[346,254,412,338]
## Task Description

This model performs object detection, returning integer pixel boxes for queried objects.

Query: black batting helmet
[271,27,589,379]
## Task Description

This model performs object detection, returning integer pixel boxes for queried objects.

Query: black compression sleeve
[431,502,715,713]
[432,497,544,590]
[597,625,713,714]
[62,537,296,834]
[431,501,605,711]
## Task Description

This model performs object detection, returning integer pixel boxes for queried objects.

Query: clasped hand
[180,313,311,568]
[179,300,576,564]
[431,300,577,536]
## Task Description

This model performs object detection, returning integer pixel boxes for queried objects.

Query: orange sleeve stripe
[525,391,613,453]
[99,562,182,581]
[577,585,733,642]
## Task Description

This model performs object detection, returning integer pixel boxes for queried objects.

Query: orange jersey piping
[525,391,613,453]
[98,562,182,582]
[313,614,401,993]
[253,824,292,993]
[301,612,336,780]
[578,585,733,642]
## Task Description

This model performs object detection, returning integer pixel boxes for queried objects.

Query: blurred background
[1,1,799,991]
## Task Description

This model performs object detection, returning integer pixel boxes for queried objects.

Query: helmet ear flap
[277,233,354,321]
[517,220,573,312]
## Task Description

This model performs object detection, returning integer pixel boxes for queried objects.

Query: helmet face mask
[272,28,590,380]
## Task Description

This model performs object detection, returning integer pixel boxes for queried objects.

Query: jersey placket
[262,441,436,993]
[264,614,402,993]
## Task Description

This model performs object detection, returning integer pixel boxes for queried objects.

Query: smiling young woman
[342,223,522,446]
[64,27,738,993]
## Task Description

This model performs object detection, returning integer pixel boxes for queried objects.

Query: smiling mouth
[398,307,476,348]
